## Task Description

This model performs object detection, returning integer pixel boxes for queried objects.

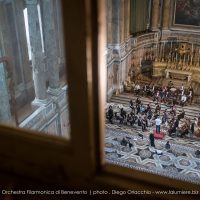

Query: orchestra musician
[180,94,187,107]
[135,84,141,95]
[168,80,174,88]
[107,106,114,124]
[179,121,189,138]
[194,118,200,137]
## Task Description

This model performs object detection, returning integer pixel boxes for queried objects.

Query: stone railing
[20,86,69,136]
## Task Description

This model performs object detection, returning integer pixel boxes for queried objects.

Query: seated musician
[170,104,176,115]
[190,118,196,135]
[114,112,124,124]
[129,99,135,111]
[178,109,185,120]
[131,82,135,92]
[179,122,189,138]
[153,91,160,102]
[127,114,135,126]
[135,84,141,95]
[195,150,200,158]
[153,110,160,120]
[136,97,141,106]
[174,117,179,129]
[194,118,200,137]
[146,85,151,96]
[120,108,126,120]
[162,109,168,124]
[130,112,137,122]
[155,104,161,113]
[150,84,155,96]
[168,122,177,136]
[141,114,147,132]
[163,91,169,103]
[145,104,151,113]
[140,104,145,113]
[147,109,153,120]
[168,80,174,88]
[172,96,177,106]
[107,106,114,124]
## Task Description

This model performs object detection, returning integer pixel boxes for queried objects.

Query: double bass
[194,118,200,137]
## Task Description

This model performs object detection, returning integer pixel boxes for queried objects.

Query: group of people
[133,81,194,107]
[106,95,199,138]
[119,135,170,151]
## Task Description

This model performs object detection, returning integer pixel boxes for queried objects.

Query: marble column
[0,62,12,124]
[112,0,125,91]
[12,0,34,104]
[42,0,61,95]
[158,0,164,29]
[124,0,130,40]
[162,0,171,30]
[55,0,65,71]
[26,0,47,103]
[126,0,130,39]
[151,0,160,31]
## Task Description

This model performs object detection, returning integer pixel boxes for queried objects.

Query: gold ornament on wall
[175,43,191,56]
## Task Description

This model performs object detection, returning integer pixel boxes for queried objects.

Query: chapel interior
[105,0,200,185]
[0,0,200,197]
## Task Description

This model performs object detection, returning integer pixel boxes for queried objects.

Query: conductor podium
[153,130,165,139]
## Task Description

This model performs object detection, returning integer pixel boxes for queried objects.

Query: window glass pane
[0,0,70,139]
[105,0,200,184]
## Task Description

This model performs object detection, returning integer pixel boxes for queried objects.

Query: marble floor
[105,123,200,184]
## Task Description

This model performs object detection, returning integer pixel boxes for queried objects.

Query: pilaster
[55,0,65,72]
[163,0,171,30]
[106,0,112,44]
[120,0,125,43]
[151,0,160,31]
[112,0,120,44]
